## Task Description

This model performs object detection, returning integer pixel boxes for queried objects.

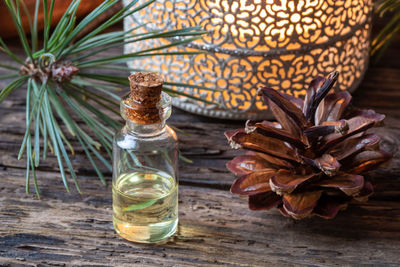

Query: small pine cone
[51,62,79,83]
[225,71,391,219]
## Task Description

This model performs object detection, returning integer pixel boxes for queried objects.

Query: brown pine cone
[225,71,391,219]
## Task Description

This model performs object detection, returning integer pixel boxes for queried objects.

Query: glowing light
[291,13,301,23]
[225,14,235,24]
[126,0,373,120]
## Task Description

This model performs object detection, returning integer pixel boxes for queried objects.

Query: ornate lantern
[124,0,373,120]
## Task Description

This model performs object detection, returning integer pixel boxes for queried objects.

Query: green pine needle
[372,0,400,61]
[0,0,211,196]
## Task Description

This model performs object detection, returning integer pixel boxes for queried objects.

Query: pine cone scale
[311,194,348,219]
[229,131,300,163]
[283,191,323,219]
[246,120,306,150]
[303,76,326,116]
[347,150,392,174]
[316,91,352,124]
[266,97,303,138]
[231,170,274,196]
[226,154,272,175]
[252,152,295,169]
[249,192,282,211]
[305,71,339,124]
[329,133,380,161]
[314,154,341,176]
[316,173,364,196]
[353,181,374,202]
[269,170,317,195]
[258,86,308,129]
[319,120,375,153]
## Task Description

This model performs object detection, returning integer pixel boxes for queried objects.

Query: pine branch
[0,0,211,196]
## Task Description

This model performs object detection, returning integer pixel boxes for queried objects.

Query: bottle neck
[121,92,172,137]
[125,119,167,137]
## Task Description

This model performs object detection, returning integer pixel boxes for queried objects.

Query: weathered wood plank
[0,167,399,267]
[1,36,400,266]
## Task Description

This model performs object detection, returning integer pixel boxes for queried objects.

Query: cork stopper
[129,72,163,105]
[123,72,164,124]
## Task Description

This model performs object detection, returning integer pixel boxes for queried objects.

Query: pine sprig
[0,0,214,197]
[372,0,400,61]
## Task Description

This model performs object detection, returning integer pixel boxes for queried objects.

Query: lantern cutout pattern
[124,0,373,120]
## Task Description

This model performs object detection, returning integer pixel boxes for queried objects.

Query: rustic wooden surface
[1,37,400,267]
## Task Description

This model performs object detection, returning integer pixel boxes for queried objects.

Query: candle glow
[125,0,373,120]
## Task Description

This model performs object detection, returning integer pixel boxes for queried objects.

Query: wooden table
[0,39,399,266]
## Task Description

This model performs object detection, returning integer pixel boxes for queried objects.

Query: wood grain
[0,38,400,266]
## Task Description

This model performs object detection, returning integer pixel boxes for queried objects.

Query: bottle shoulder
[114,125,177,151]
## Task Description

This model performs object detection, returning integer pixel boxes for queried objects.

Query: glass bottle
[112,73,178,243]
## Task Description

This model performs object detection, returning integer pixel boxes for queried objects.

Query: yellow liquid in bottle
[112,170,178,243]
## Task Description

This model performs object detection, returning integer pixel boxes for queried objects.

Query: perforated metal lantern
[124,0,373,120]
